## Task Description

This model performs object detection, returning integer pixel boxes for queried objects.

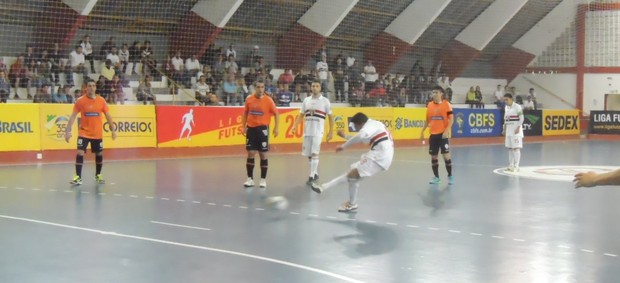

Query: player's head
[351,112,368,130]
[86,80,96,97]
[504,93,514,106]
[431,86,445,103]
[310,79,321,95]
[254,78,265,96]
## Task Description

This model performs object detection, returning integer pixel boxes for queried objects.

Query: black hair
[351,112,368,125]
[431,85,445,94]
[504,93,513,99]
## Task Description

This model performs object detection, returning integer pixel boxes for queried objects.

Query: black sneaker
[313,174,319,182]
[310,182,323,194]
[306,177,314,186]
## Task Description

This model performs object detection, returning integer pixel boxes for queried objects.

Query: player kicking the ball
[310,112,394,212]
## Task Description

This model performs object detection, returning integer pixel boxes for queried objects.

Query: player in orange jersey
[241,78,279,190]
[65,80,117,185]
[420,86,454,185]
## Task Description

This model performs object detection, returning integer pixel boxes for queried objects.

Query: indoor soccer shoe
[243,177,254,187]
[306,176,314,186]
[259,179,267,189]
[429,177,441,184]
[338,202,358,213]
[448,176,454,185]
[310,182,323,194]
[95,174,105,184]
[70,176,82,185]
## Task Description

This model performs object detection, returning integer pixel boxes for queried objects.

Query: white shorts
[302,136,323,156]
[351,155,386,177]
[505,135,523,149]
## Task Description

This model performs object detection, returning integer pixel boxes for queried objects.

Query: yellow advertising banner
[391,108,427,140]
[542,109,580,136]
[105,105,157,148]
[39,104,157,150]
[39,104,76,150]
[0,104,41,151]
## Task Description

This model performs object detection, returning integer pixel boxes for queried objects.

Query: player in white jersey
[291,79,334,185]
[502,93,524,172]
[311,112,394,212]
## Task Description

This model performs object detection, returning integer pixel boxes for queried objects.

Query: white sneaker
[513,167,519,172]
[310,182,323,194]
[243,177,254,187]
[259,179,267,189]
[504,166,514,172]
[338,201,358,213]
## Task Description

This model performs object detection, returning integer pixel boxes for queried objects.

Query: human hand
[64,131,72,143]
[326,131,333,142]
[273,128,279,137]
[111,131,117,140]
[573,171,598,188]
[337,129,346,138]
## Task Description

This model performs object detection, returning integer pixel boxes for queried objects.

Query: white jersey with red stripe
[504,102,524,137]
[357,119,394,170]
[301,95,332,137]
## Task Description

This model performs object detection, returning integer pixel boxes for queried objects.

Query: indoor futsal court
[1,138,619,283]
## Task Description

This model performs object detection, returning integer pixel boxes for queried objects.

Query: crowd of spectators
[1,39,540,109]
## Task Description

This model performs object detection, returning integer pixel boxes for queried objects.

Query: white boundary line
[150,221,211,231]
[0,214,364,283]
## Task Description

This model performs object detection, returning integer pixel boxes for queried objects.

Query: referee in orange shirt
[242,78,279,190]
[420,86,454,185]
[65,80,117,185]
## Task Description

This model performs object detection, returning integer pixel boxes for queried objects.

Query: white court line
[513,238,526,242]
[150,221,211,231]
[16,187,24,190]
[406,225,419,228]
[289,212,300,215]
[161,198,170,201]
[449,230,461,234]
[0,214,363,283]
[192,201,201,204]
[238,206,247,209]
[492,235,504,239]
[113,194,123,197]
[32,188,40,191]
[145,196,154,199]
[604,253,618,257]
[176,199,186,202]
[386,222,398,226]
[0,186,7,189]
[581,249,594,253]
[470,233,483,236]
[129,195,138,198]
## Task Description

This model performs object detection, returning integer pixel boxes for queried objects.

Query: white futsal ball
[266,196,289,210]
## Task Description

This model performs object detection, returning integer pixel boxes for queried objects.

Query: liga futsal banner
[589,111,620,135]
[156,106,298,148]
[0,104,41,152]
[392,108,426,140]
[542,109,580,136]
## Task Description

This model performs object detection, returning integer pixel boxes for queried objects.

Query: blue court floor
[1,139,619,283]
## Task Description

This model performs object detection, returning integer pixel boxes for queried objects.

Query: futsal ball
[265,196,289,210]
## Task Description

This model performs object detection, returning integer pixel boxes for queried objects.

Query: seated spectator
[137,75,156,104]
[474,86,484,108]
[52,84,73,104]
[0,70,10,102]
[224,54,239,75]
[204,91,223,106]
[106,47,121,71]
[465,86,477,108]
[119,44,129,74]
[0,57,7,74]
[141,41,157,77]
[348,85,364,107]
[237,77,248,100]
[109,75,124,105]
[33,83,52,103]
[96,75,109,100]
[185,54,201,87]
[367,81,387,106]
[70,45,88,76]
[275,83,293,107]
[128,41,141,74]
[265,77,277,96]
[523,95,535,110]
[222,74,241,106]
[193,75,210,104]
[9,55,28,99]
[278,68,293,91]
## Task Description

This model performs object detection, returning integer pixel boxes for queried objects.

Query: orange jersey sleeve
[74,95,109,139]
[426,100,453,135]
[245,94,277,127]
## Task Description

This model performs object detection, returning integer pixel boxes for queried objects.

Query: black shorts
[77,137,103,153]
[428,133,449,155]
[246,126,269,152]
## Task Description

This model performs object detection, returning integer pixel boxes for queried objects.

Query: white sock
[347,178,360,205]
[310,157,319,177]
[508,150,514,167]
[513,149,521,168]
[323,174,348,190]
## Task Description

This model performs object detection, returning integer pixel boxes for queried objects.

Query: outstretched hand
[573,171,597,188]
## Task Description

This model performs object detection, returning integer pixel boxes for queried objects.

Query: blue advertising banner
[451,109,502,137]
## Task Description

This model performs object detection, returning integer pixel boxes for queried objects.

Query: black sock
[260,159,268,179]
[432,159,439,178]
[76,155,84,177]
[96,154,103,175]
[246,158,255,178]
[445,159,452,177]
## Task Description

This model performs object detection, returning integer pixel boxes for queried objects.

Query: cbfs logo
[44,114,69,141]
[395,117,424,130]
